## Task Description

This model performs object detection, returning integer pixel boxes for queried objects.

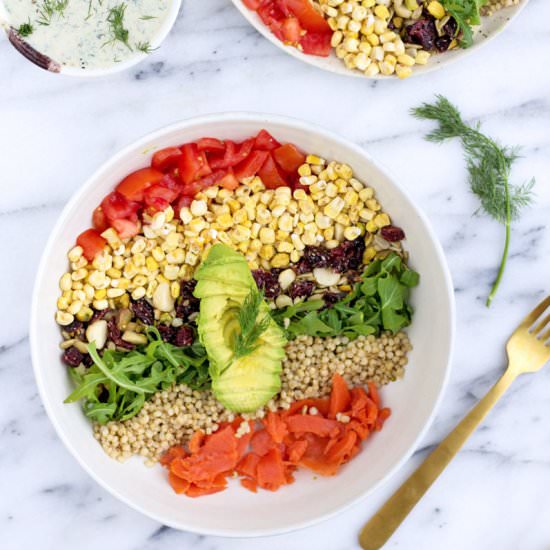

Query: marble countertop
[2,1,550,548]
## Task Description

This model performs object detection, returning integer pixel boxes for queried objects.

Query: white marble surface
[2,1,550,548]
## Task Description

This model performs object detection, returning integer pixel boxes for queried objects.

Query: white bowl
[231,0,529,79]
[31,113,455,536]
[0,0,181,77]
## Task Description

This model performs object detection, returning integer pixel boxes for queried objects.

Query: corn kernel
[259,227,275,244]
[56,311,74,326]
[324,197,346,219]
[366,220,378,233]
[259,245,275,260]
[306,155,325,166]
[374,4,390,19]
[374,213,391,228]
[427,0,445,18]
[415,50,431,65]
[343,226,362,240]
[170,281,180,300]
[76,307,93,322]
[363,246,377,263]
[107,288,125,298]
[132,287,146,300]
[106,268,122,279]
[396,64,413,79]
[271,253,290,268]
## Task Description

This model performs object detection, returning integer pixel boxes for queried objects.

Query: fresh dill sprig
[412,95,535,306]
[37,0,69,26]
[106,3,132,50]
[140,15,157,21]
[233,290,271,358]
[135,41,157,54]
[16,19,34,37]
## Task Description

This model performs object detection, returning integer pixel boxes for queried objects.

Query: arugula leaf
[64,326,211,424]
[441,0,487,48]
[273,253,419,339]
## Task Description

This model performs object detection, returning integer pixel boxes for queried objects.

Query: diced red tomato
[143,183,180,212]
[151,147,183,172]
[258,154,289,188]
[273,143,306,172]
[234,150,269,181]
[178,143,212,185]
[299,31,332,56]
[173,194,193,213]
[254,129,281,151]
[196,137,226,153]
[218,170,239,190]
[77,229,107,260]
[92,207,108,233]
[116,168,164,201]
[285,0,330,32]
[257,0,285,27]
[242,0,262,9]
[101,192,139,222]
[282,16,302,43]
[111,218,140,239]
[210,139,255,169]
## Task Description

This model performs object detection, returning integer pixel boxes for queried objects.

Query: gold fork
[359,296,550,550]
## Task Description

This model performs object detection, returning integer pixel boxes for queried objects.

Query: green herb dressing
[2,0,170,70]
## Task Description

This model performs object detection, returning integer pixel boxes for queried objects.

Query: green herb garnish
[140,15,157,21]
[412,95,535,306]
[273,253,419,339]
[37,0,69,26]
[105,3,131,50]
[65,326,210,424]
[233,290,271,358]
[441,0,487,48]
[135,41,156,54]
[16,20,34,37]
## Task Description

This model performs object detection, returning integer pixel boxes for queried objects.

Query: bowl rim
[0,0,182,77]
[230,0,529,80]
[30,112,455,537]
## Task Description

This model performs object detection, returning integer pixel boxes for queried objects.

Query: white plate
[231,1,529,78]
[30,113,455,536]
[0,0,181,77]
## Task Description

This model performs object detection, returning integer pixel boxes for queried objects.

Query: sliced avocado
[194,244,287,413]
[212,346,283,412]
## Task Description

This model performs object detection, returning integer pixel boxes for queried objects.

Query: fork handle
[358,368,517,550]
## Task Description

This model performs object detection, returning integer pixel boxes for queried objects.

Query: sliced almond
[313,268,341,287]
[85,320,108,350]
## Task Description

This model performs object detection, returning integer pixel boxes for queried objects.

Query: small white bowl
[31,113,455,536]
[0,0,181,77]
[230,1,529,79]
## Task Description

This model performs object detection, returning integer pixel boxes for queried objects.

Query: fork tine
[540,329,550,343]
[520,296,550,330]
[533,313,550,335]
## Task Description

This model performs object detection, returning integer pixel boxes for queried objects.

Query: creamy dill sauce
[2,0,170,70]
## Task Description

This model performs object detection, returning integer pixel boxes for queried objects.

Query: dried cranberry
[63,320,84,338]
[252,269,281,299]
[435,36,451,52]
[62,346,83,367]
[288,280,315,300]
[176,280,200,320]
[157,324,176,344]
[174,325,194,347]
[329,237,366,273]
[443,17,458,37]
[302,246,332,269]
[323,292,345,308]
[131,299,154,326]
[107,319,134,350]
[406,18,437,51]
[381,225,406,242]
[294,257,312,275]
[90,309,109,323]
[82,354,94,368]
